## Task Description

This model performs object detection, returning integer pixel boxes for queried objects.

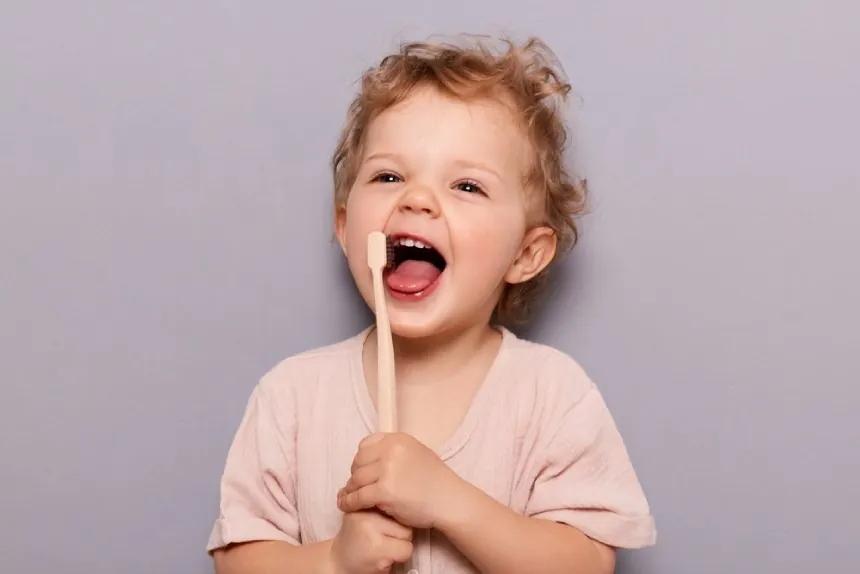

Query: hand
[336,432,465,529]
[329,509,413,574]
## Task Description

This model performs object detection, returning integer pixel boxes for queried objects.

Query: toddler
[208,35,655,574]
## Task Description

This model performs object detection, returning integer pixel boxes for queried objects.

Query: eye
[371,172,403,184]
[454,180,486,195]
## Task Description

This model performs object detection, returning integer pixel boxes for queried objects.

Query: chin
[350,281,443,339]
[387,310,448,340]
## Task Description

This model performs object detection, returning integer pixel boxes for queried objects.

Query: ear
[504,226,557,284]
[334,206,348,256]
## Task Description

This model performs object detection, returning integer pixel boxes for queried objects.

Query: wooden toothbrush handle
[373,268,397,433]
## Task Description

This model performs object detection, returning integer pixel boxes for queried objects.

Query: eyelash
[454,179,485,196]
[371,172,403,184]
[370,172,486,196]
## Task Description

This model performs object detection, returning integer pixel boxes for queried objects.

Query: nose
[397,183,441,217]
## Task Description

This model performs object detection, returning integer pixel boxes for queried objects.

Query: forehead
[363,86,528,171]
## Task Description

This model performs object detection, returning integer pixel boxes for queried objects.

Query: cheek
[456,213,524,281]
[343,193,376,249]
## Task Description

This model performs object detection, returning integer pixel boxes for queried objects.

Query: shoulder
[502,329,596,404]
[255,328,368,401]
[501,331,622,455]
[499,329,603,436]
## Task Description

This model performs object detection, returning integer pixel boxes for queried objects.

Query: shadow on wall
[616,548,659,574]
[514,247,589,341]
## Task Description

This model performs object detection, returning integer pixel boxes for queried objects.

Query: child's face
[336,86,555,339]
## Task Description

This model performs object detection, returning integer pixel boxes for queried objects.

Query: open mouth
[384,234,447,299]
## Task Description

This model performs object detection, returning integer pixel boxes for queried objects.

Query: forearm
[438,482,614,574]
[213,539,335,574]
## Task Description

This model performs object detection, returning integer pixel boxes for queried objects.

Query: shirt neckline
[348,325,514,460]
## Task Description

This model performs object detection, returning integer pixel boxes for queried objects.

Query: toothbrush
[367,231,397,433]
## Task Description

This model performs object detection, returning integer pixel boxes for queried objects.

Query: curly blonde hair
[332,35,588,323]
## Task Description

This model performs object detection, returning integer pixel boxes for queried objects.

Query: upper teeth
[394,237,429,249]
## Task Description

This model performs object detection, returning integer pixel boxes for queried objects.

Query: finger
[374,558,394,574]
[379,516,413,541]
[358,432,387,450]
[338,483,381,513]
[351,438,387,474]
[358,509,412,541]
[342,461,382,495]
[381,537,413,565]
[336,472,378,510]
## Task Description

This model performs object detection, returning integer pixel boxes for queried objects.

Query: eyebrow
[364,152,402,163]
[450,159,504,182]
[364,153,504,182]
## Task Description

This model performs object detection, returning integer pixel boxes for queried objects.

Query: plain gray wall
[1,1,857,573]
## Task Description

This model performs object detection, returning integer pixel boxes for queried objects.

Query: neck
[368,321,501,386]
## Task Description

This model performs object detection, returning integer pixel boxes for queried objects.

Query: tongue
[386,260,441,294]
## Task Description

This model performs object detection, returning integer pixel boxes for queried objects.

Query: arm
[207,380,310,572]
[212,540,335,574]
[337,381,655,572]
[433,382,652,574]
[438,479,615,574]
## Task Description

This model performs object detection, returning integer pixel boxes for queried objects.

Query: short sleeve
[207,379,300,552]
[524,384,656,549]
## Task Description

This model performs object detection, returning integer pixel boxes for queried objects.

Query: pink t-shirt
[208,327,656,572]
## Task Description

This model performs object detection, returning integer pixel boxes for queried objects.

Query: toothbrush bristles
[386,236,395,269]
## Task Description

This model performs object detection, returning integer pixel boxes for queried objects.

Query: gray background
[1,1,857,573]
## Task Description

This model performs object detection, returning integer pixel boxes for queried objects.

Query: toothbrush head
[367,231,394,271]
